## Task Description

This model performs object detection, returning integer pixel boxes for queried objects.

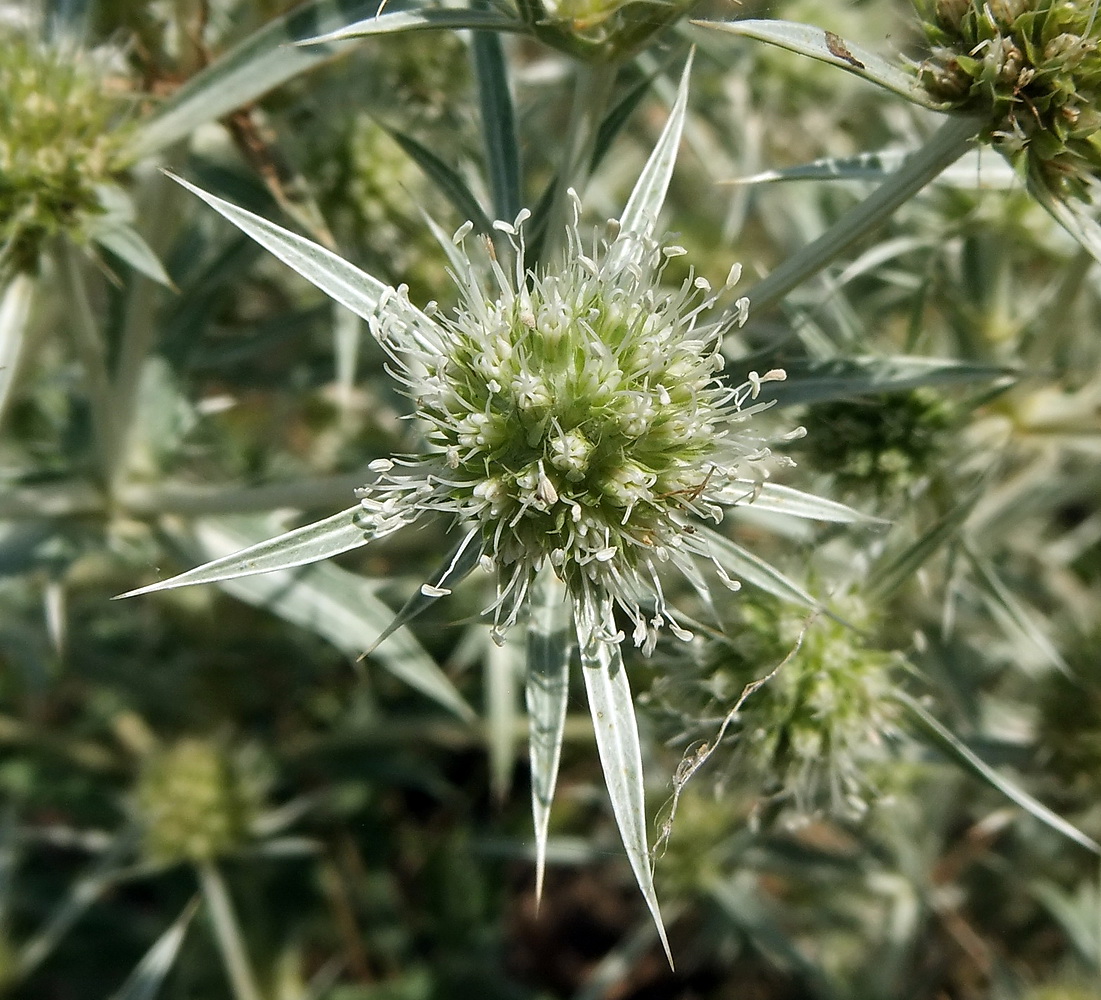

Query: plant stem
[544,61,619,261]
[56,239,117,483]
[109,170,181,490]
[738,112,984,322]
[198,861,265,1000]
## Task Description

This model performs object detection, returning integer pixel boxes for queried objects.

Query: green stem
[56,240,117,483]
[544,61,619,261]
[109,171,181,490]
[738,112,983,321]
[198,861,265,1000]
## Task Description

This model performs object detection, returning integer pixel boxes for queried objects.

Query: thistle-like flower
[123,63,865,958]
[359,197,786,654]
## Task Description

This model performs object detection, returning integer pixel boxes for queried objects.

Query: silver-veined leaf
[580,624,672,965]
[609,50,694,271]
[693,19,943,109]
[525,568,573,903]
[115,505,375,598]
[166,173,436,348]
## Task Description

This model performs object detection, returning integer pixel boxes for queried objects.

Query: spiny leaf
[109,898,198,1000]
[185,519,475,722]
[166,173,433,341]
[580,622,672,965]
[362,528,484,656]
[610,50,694,270]
[295,7,525,44]
[901,693,1101,856]
[472,26,522,224]
[688,526,820,612]
[525,568,573,904]
[693,19,944,109]
[115,505,375,598]
[722,481,883,524]
[754,356,1017,408]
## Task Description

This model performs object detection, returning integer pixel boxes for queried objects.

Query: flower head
[0,34,132,267]
[913,0,1101,202]
[357,195,790,652]
[130,63,865,954]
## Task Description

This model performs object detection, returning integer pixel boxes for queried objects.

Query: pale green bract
[121,60,869,961]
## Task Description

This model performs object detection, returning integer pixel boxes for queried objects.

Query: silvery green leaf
[731,113,982,317]
[115,505,375,598]
[688,526,820,612]
[901,693,1101,856]
[109,899,198,1000]
[754,356,1017,407]
[363,529,484,655]
[298,7,526,45]
[693,19,943,109]
[612,50,694,267]
[0,271,34,434]
[166,173,432,338]
[868,488,982,597]
[525,568,573,903]
[387,128,494,236]
[964,546,1069,676]
[580,626,672,965]
[722,481,881,524]
[472,29,522,224]
[728,148,1018,188]
[125,0,403,159]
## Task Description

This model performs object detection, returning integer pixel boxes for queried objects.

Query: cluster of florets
[357,200,790,650]
[800,388,956,497]
[135,738,266,866]
[650,594,901,819]
[0,37,130,266]
[913,0,1101,200]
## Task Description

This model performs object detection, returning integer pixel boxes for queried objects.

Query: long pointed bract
[525,568,573,905]
[580,611,673,966]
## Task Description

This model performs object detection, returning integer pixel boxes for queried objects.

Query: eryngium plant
[914,0,1101,201]
[121,62,866,957]
[0,34,131,269]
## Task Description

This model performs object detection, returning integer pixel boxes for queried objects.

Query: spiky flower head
[130,62,865,954]
[135,738,266,866]
[358,197,793,652]
[0,35,131,268]
[650,593,902,819]
[913,0,1101,201]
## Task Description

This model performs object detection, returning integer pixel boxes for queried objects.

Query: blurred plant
[650,593,904,821]
[0,34,133,271]
[799,388,958,498]
[135,736,269,867]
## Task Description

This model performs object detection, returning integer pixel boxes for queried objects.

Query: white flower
[354,192,790,654]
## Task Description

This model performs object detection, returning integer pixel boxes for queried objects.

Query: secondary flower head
[359,195,788,652]
[913,0,1101,202]
[0,32,132,268]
